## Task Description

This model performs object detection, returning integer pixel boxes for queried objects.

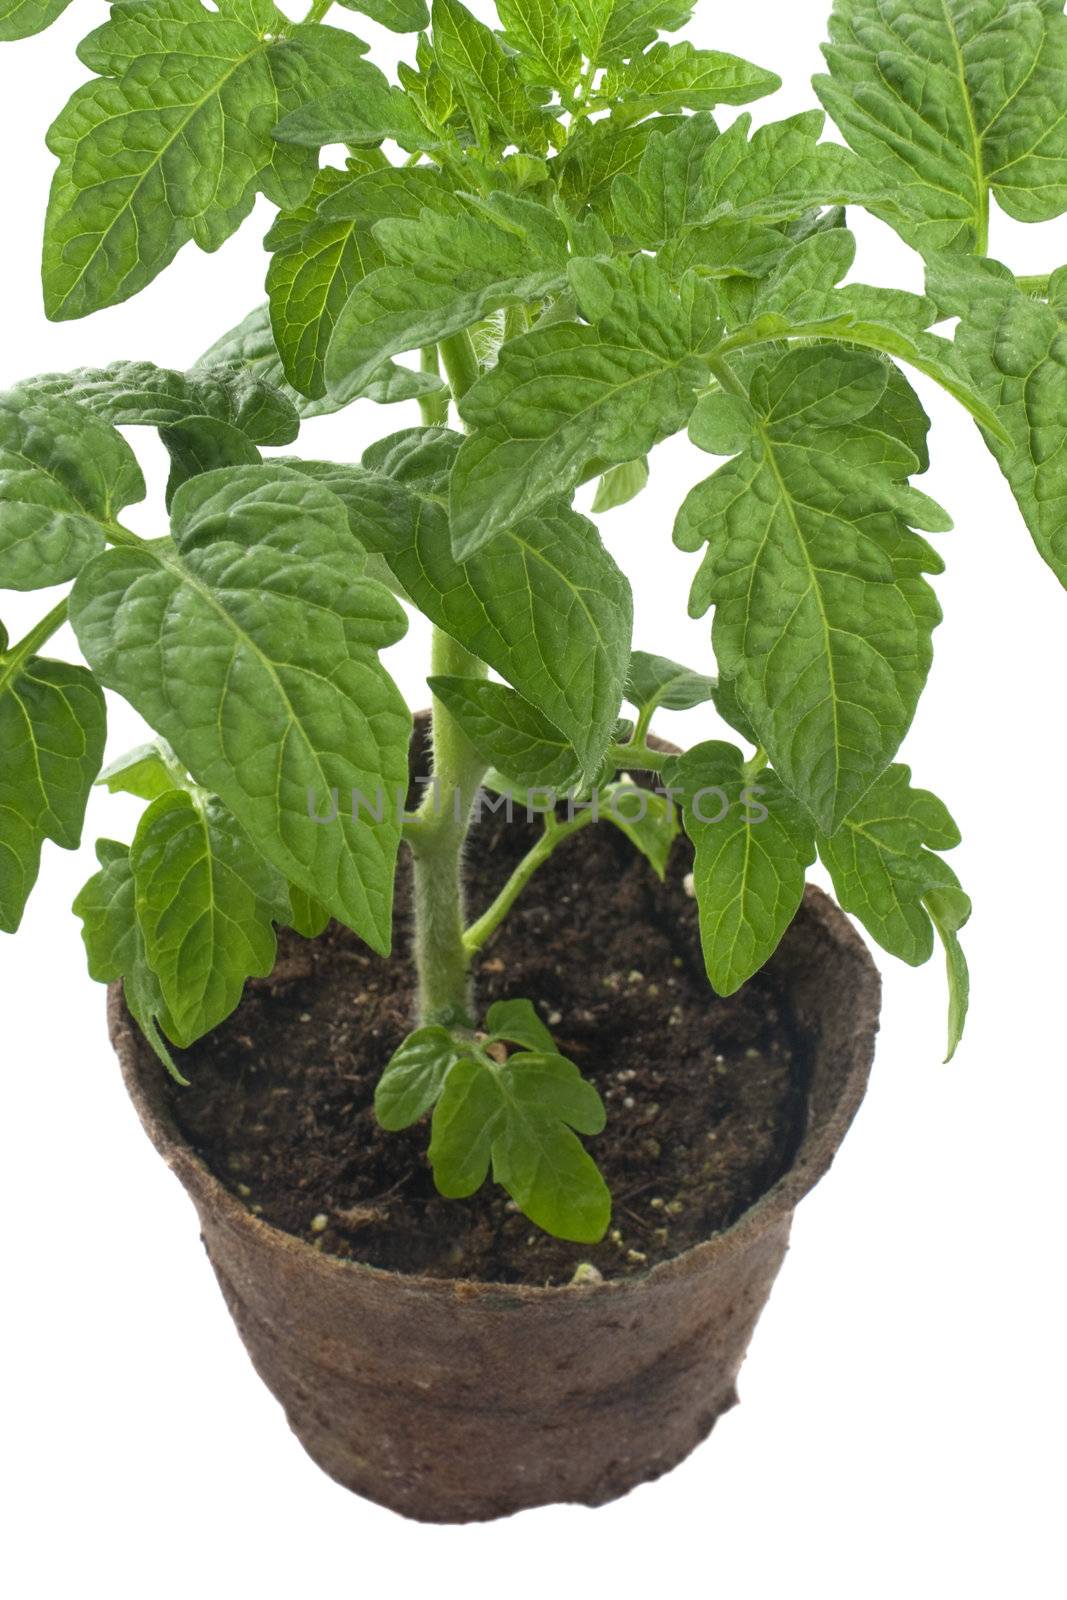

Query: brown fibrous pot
[110,883,879,1523]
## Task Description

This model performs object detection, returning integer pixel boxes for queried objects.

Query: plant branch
[0,598,70,693]
[463,809,596,955]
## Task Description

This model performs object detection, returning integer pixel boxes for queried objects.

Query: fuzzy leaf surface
[427,676,581,790]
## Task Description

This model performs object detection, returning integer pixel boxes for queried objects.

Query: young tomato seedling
[2,0,1065,1243]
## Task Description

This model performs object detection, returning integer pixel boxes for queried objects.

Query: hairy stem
[406,332,487,1022]
[408,631,488,1021]
[463,810,596,956]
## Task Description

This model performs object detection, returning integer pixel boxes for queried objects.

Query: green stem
[607,740,666,774]
[0,597,70,695]
[418,347,451,427]
[407,630,489,1022]
[302,0,334,22]
[463,809,596,955]
[437,329,481,403]
[1017,273,1052,299]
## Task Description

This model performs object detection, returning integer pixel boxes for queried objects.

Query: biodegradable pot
[110,881,879,1524]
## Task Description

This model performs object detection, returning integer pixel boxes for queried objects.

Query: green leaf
[290,432,632,775]
[926,253,1067,587]
[429,1051,609,1241]
[727,230,1007,434]
[611,111,722,245]
[664,741,815,993]
[266,170,389,401]
[286,884,330,938]
[43,2,371,319]
[69,464,411,953]
[0,388,145,591]
[452,255,721,553]
[815,0,1067,253]
[428,676,581,790]
[601,40,780,120]
[21,359,298,446]
[336,0,429,31]
[159,418,262,507]
[131,789,287,1046]
[596,1,695,63]
[816,763,963,966]
[98,741,185,802]
[486,997,556,1053]
[676,344,948,831]
[600,780,679,880]
[591,456,650,512]
[196,303,445,419]
[273,59,435,151]
[0,654,106,933]
[430,0,552,151]
[925,884,971,1061]
[73,840,185,1083]
[376,1025,467,1130]
[553,114,686,215]
[495,0,581,90]
[0,0,72,41]
[625,649,716,716]
[326,197,568,406]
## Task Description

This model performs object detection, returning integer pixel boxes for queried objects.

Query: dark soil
[164,775,812,1287]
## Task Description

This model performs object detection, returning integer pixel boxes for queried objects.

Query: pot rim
[110,883,880,1306]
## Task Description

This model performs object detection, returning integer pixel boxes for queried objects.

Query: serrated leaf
[611,111,721,245]
[131,789,287,1045]
[428,1051,609,1240]
[267,170,388,401]
[602,40,780,120]
[926,253,1067,586]
[0,0,72,41]
[0,655,106,933]
[601,780,679,880]
[0,388,144,591]
[816,763,963,966]
[288,432,632,775]
[728,231,1008,435]
[376,1025,467,1130]
[815,0,1067,253]
[196,303,445,419]
[676,344,948,831]
[336,0,428,29]
[625,650,716,716]
[553,114,686,214]
[427,676,581,790]
[326,197,568,405]
[73,839,185,1083]
[495,0,581,91]
[273,61,435,151]
[596,1,694,63]
[43,2,371,319]
[69,465,411,953]
[452,255,721,553]
[486,997,556,1053]
[430,0,552,152]
[21,360,298,446]
[663,741,815,993]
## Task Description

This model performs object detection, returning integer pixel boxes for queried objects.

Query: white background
[1,3,1064,1596]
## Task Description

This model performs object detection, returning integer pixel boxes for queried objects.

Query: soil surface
[164,780,812,1287]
